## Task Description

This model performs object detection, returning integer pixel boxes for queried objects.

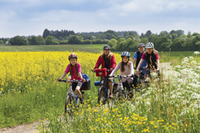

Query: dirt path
[0,122,40,133]
[0,62,171,133]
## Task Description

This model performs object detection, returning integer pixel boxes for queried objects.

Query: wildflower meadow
[0,51,200,132]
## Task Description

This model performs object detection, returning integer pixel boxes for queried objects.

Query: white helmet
[146,42,154,48]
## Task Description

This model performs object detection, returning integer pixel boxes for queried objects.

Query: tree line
[107,30,200,51]
[1,29,200,51]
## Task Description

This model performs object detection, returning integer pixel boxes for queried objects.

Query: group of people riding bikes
[57,42,160,103]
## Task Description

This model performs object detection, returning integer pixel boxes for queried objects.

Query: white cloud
[0,0,200,37]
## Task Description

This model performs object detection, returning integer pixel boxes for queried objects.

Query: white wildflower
[188,83,200,88]
[191,61,197,66]
[189,56,194,60]
[194,51,200,55]
[52,95,54,97]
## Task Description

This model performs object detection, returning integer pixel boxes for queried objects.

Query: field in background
[0,45,195,64]
[0,44,105,52]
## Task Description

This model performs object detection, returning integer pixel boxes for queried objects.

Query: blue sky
[0,0,200,37]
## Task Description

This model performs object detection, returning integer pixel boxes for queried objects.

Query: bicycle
[93,68,117,106]
[58,79,88,114]
[112,75,135,101]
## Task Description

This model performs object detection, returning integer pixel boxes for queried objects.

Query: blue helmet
[121,51,130,57]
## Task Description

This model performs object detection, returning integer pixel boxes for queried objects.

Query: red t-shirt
[141,53,159,60]
[65,63,82,81]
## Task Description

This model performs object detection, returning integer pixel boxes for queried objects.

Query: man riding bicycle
[133,43,147,68]
[93,45,116,98]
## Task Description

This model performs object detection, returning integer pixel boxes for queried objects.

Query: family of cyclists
[57,42,160,103]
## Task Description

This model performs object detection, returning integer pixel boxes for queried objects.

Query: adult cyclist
[132,43,147,68]
[93,45,116,98]
[132,43,147,86]
[136,42,160,76]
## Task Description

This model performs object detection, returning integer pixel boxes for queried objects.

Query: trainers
[109,94,113,98]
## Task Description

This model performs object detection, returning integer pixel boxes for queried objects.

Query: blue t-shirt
[133,52,147,68]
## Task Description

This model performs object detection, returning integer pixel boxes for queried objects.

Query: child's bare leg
[75,86,82,98]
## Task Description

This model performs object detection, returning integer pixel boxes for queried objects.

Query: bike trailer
[95,68,107,77]
[81,73,90,90]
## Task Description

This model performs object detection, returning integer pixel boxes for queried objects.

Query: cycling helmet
[146,42,154,48]
[68,53,77,60]
[103,45,111,50]
[138,43,145,48]
[121,51,131,57]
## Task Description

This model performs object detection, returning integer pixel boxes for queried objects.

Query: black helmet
[138,43,145,48]
[121,51,131,57]
[103,45,111,50]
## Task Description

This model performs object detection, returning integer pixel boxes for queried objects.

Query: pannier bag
[95,68,107,77]
[81,73,90,90]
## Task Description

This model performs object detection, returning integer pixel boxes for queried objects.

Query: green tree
[145,30,152,38]
[10,36,28,45]
[37,36,45,45]
[140,38,148,44]
[45,35,55,45]
[107,39,117,49]
[43,29,50,39]
[68,35,82,44]
[83,39,92,44]
[0,39,3,44]
[28,36,39,45]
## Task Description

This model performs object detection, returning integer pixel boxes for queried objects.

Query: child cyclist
[109,51,134,93]
[57,53,85,103]
[93,45,116,98]
[136,42,160,76]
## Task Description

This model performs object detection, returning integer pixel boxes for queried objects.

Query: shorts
[72,82,83,91]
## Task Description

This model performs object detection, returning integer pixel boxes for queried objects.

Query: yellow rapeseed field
[0,51,121,93]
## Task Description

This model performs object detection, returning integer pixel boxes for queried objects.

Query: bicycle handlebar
[111,75,133,78]
[58,79,82,83]
[92,69,110,72]
[134,67,147,70]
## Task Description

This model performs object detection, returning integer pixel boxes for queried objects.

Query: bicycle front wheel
[98,86,106,105]
[65,95,73,114]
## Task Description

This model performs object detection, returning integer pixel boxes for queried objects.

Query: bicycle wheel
[65,95,73,114]
[115,89,125,102]
[98,86,106,105]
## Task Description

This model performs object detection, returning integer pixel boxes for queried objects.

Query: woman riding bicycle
[57,53,85,103]
[136,42,160,76]
[93,45,116,98]
[109,51,134,93]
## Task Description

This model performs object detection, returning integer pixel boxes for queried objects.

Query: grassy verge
[0,44,105,52]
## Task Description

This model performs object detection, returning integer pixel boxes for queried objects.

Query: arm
[78,72,86,82]
[128,62,134,77]
[132,58,136,67]
[136,59,144,74]
[156,59,160,70]
[57,72,67,81]
[111,55,116,69]
[94,56,101,69]
[109,62,120,76]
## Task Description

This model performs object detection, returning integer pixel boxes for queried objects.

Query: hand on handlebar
[57,78,62,81]
[82,78,86,83]
[136,69,139,75]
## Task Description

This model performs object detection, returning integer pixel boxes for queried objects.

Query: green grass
[0,44,105,52]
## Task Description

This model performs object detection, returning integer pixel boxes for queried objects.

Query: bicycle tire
[65,95,73,114]
[98,86,106,105]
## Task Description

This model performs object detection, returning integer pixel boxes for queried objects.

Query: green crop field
[0,44,105,52]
